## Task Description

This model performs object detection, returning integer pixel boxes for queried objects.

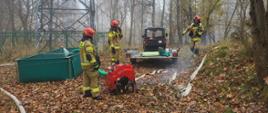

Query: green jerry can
[16,48,82,83]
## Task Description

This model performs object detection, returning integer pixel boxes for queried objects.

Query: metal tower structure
[34,0,96,50]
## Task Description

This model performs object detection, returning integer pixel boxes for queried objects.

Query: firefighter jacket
[80,38,97,67]
[183,23,204,38]
[107,27,123,49]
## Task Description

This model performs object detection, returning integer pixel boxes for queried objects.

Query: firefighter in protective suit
[108,19,123,64]
[80,27,102,100]
[182,15,204,55]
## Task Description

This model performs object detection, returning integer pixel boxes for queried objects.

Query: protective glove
[95,55,101,66]
[119,34,123,39]
[98,69,108,77]
[93,62,100,70]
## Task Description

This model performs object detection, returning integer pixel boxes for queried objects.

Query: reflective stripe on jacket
[108,31,122,48]
[80,40,96,67]
[183,23,204,37]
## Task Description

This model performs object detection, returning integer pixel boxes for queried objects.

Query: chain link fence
[0,31,107,62]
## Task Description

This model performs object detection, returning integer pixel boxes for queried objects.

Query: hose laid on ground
[135,69,166,81]
[0,63,15,67]
[0,88,26,113]
[189,55,207,81]
[0,63,26,113]
[169,72,178,84]
[175,55,207,97]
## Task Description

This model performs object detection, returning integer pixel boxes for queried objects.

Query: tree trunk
[194,0,197,15]
[129,0,135,46]
[141,0,144,34]
[9,0,15,31]
[160,0,166,27]
[133,16,136,46]
[177,0,182,46]
[223,1,238,39]
[250,1,268,104]
[122,0,128,42]
[169,0,175,46]
[17,0,31,44]
[7,0,16,46]
[120,0,128,27]
[110,0,113,19]
[237,0,249,41]
[188,0,193,24]
[152,0,155,27]
[17,0,30,31]
[112,0,119,19]
[203,0,220,45]
[90,0,96,50]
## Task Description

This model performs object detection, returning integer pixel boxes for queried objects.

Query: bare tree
[204,0,221,31]
[5,0,16,46]
[111,0,119,19]
[141,0,145,33]
[169,0,175,46]
[17,0,31,31]
[177,0,182,46]
[152,0,155,27]
[200,0,221,45]
[119,0,129,27]
[223,1,239,39]
[238,0,250,40]
[249,0,268,86]
[188,0,193,24]
[160,0,166,27]
[129,0,136,46]
[6,0,16,31]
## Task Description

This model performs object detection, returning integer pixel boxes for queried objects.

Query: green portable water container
[16,48,82,83]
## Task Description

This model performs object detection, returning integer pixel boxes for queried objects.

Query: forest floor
[0,91,19,112]
[0,41,267,113]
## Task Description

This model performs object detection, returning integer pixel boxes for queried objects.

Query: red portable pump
[102,64,136,94]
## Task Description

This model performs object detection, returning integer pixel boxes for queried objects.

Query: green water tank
[16,48,82,83]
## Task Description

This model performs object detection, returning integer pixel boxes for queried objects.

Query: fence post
[65,31,68,48]
[12,32,15,47]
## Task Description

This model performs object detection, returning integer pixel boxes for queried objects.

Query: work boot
[190,47,194,53]
[83,90,92,98]
[195,48,200,55]
[93,95,102,100]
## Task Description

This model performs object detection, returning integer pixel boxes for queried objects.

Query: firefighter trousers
[191,37,201,55]
[82,67,100,97]
[111,47,121,64]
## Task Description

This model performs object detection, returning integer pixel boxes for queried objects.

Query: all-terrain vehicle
[126,27,179,64]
